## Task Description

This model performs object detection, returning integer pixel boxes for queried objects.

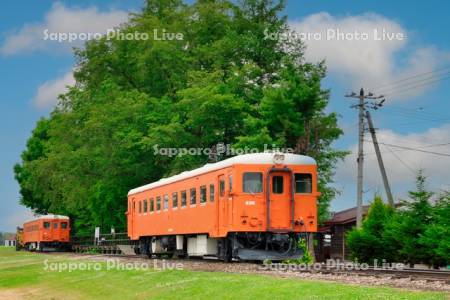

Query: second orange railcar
[22,215,71,251]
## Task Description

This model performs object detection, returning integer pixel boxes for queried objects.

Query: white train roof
[128,152,316,196]
[25,214,69,223]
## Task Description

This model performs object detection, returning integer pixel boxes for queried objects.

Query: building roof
[128,152,316,196]
[322,205,370,228]
[5,235,16,240]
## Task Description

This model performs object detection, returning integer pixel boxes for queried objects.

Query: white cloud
[33,71,75,108]
[1,2,129,55]
[289,13,450,100]
[335,123,450,204]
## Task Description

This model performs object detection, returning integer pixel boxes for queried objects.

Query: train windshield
[295,173,312,193]
[61,222,68,229]
[243,172,263,193]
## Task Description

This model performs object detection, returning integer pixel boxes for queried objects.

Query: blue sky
[1,0,449,232]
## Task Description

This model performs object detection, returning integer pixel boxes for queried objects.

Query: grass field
[0,247,447,300]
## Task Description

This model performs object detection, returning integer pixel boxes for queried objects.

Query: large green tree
[15,0,345,234]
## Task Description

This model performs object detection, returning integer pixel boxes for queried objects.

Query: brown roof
[324,205,370,225]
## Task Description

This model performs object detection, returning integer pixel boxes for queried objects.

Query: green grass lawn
[0,246,447,300]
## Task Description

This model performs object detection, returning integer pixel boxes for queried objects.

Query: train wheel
[218,237,232,262]
[138,237,151,258]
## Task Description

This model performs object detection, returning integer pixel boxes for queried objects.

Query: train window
[209,184,215,202]
[181,190,187,207]
[61,222,68,229]
[295,173,312,193]
[272,176,284,194]
[44,222,50,229]
[144,199,148,212]
[150,198,154,212]
[190,188,196,205]
[156,197,161,211]
[219,180,225,197]
[53,223,58,229]
[139,201,142,213]
[243,172,263,193]
[229,175,233,192]
[163,195,169,210]
[172,192,178,208]
[200,186,207,203]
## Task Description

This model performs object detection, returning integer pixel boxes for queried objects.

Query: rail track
[322,267,450,283]
[44,251,450,286]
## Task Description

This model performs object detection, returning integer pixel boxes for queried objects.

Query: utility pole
[345,88,384,228]
[365,110,394,206]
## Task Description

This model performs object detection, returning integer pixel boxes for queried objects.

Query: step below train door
[267,170,294,231]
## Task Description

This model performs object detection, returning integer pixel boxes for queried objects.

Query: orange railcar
[23,215,71,251]
[127,153,319,260]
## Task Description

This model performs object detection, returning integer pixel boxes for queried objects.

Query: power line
[382,73,450,97]
[382,144,417,175]
[384,120,450,128]
[370,65,450,91]
[348,141,450,156]
[381,108,450,123]
[371,138,450,150]
[363,139,450,157]
[385,104,449,119]
[377,70,450,94]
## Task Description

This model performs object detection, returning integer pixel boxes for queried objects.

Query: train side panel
[128,166,233,240]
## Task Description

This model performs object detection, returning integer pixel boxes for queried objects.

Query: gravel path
[46,252,450,292]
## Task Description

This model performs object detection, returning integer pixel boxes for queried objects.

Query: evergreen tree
[383,171,434,266]
[346,195,393,263]
[419,191,450,267]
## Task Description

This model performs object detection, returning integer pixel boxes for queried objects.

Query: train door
[227,173,233,228]
[42,220,51,243]
[51,220,59,241]
[268,171,293,230]
[127,198,134,238]
[218,174,227,235]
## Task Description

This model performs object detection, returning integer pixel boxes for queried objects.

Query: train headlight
[273,153,285,164]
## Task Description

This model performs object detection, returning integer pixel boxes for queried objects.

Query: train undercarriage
[135,232,305,261]
[24,242,71,252]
